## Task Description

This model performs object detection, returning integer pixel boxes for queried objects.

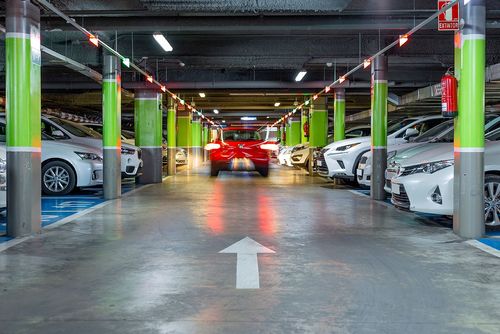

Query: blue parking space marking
[0,181,142,241]
[478,238,500,251]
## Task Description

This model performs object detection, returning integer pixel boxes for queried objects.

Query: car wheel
[42,161,76,195]
[257,166,269,177]
[484,175,500,226]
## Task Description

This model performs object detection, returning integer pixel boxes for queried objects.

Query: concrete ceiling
[1,0,500,125]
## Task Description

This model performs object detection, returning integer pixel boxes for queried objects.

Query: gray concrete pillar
[135,90,163,184]
[453,0,486,238]
[6,0,42,237]
[102,55,122,199]
[370,55,388,200]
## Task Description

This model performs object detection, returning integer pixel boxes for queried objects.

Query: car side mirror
[403,128,419,141]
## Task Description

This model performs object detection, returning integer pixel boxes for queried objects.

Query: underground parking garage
[1,0,500,333]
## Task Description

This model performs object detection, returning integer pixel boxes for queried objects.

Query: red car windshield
[223,130,261,141]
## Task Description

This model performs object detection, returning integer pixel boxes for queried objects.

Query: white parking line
[466,240,500,258]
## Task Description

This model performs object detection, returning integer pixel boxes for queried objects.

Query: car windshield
[222,130,261,141]
[122,130,135,139]
[49,118,102,138]
[486,128,500,141]
[387,119,417,135]
[413,120,454,143]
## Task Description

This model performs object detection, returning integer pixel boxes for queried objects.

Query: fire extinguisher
[441,70,458,118]
[303,121,310,138]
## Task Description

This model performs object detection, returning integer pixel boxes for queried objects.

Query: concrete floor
[1,164,500,333]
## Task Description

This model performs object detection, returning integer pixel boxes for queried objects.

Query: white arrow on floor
[219,237,275,289]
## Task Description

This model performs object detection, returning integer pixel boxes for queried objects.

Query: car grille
[391,184,410,210]
[316,151,329,175]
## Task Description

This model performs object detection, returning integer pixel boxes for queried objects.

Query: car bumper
[0,189,5,209]
[121,153,143,177]
[319,151,355,179]
[75,160,103,187]
[391,167,454,215]
[356,163,371,187]
[213,157,268,171]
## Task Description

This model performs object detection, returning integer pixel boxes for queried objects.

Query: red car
[206,127,278,177]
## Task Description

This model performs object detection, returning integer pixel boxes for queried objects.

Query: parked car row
[315,114,500,227]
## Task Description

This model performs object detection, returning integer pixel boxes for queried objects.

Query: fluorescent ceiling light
[213,109,219,114]
[153,33,173,52]
[241,116,257,121]
[222,120,226,123]
[274,102,281,107]
[199,92,206,98]
[295,70,307,82]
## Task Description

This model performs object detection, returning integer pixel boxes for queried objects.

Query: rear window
[49,118,102,138]
[223,130,261,141]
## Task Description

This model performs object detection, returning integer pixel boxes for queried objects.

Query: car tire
[257,166,269,177]
[484,174,500,226]
[210,161,220,177]
[42,161,76,195]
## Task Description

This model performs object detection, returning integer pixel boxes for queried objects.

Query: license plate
[317,160,322,167]
[356,169,363,177]
[392,183,400,195]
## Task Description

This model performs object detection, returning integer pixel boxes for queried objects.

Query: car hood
[323,136,370,150]
[397,143,453,167]
[42,140,102,155]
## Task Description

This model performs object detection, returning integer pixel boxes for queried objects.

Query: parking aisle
[0,165,499,333]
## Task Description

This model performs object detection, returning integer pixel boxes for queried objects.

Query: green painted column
[452,30,461,232]
[454,0,486,238]
[334,89,346,142]
[102,55,121,199]
[166,97,176,175]
[287,117,301,147]
[6,0,41,237]
[301,106,309,144]
[370,55,388,200]
[191,116,202,167]
[135,90,163,184]
[276,125,281,143]
[285,121,290,146]
[309,97,328,148]
[176,107,191,165]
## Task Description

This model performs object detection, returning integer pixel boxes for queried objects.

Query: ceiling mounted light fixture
[295,70,307,82]
[274,102,280,107]
[199,92,206,98]
[213,109,219,114]
[153,32,173,52]
[241,116,257,121]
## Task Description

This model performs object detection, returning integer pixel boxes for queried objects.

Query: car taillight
[205,143,221,150]
[260,143,279,151]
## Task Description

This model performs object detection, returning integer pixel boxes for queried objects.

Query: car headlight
[336,142,361,151]
[0,158,6,173]
[401,159,454,176]
[75,152,103,161]
[121,147,136,155]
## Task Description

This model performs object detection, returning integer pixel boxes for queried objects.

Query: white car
[176,148,188,165]
[41,116,142,178]
[389,128,500,226]
[277,147,293,167]
[290,143,310,169]
[291,126,372,171]
[357,115,500,188]
[317,116,446,182]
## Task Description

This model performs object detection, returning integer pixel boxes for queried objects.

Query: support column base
[7,151,41,237]
[139,147,163,184]
[453,151,485,239]
[371,148,387,201]
[167,148,177,175]
[103,149,121,200]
